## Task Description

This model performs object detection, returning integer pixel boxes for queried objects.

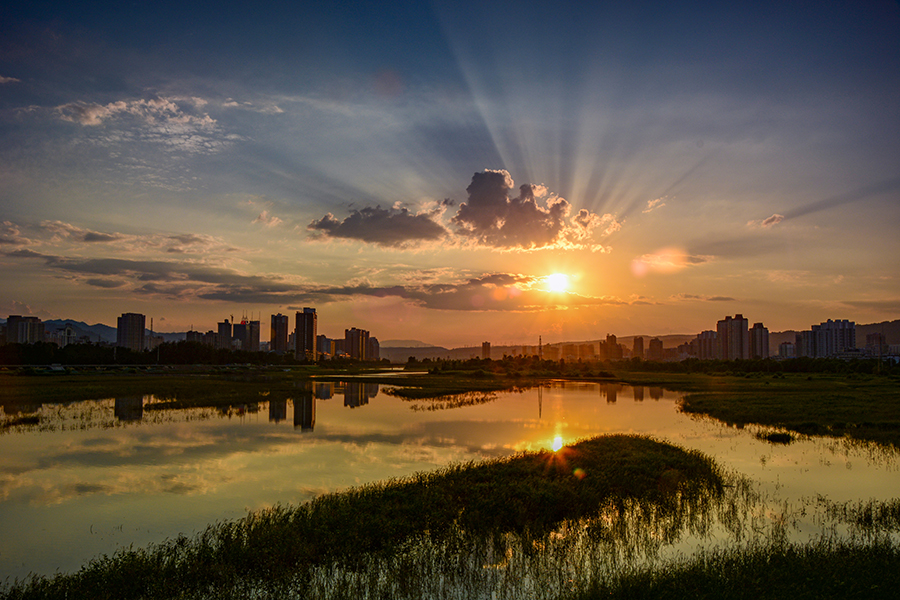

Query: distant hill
[380,339,440,348]
[41,320,185,344]
[43,319,117,344]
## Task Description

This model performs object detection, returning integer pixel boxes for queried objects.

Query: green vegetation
[660,373,900,448]
[0,435,724,599]
[575,539,900,600]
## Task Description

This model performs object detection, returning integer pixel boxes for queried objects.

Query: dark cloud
[761,214,783,227]
[85,278,126,288]
[308,206,447,247]
[671,293,735,302]
[451,170,617,251]
[83,232,122,242]
[7,247,623,312]
[452,171,568,249]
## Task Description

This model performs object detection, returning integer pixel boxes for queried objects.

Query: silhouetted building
[368,336,380,361]
[246,320,260,352]
[632,336,644,360]
[117,313,145,352]
[814,319,856,357]
[6,315,45,345]
[295,308,317,360]
[695,330,717,360]
[717,314,749,360]
[270,313,289,353]
[647,337,664,361]
[344,327,369,360]
[796,319,857,358]
[750,322,769,359]
[779,341,795,358]
[482,341,491,359]
[232,321,247,350]
[217,319,232,350]
[606,334,623,360]
[185,330,203,343]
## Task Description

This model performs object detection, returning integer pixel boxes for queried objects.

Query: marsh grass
[612,372,900,448]
[574,539,900,600]
[0,435,725,600]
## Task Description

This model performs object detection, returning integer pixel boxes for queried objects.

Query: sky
[1,1,898,347]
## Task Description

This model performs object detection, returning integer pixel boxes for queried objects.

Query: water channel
[1,380,898,582]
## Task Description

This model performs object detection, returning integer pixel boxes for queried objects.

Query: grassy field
[610,371,900,448]
[575,539,900,600]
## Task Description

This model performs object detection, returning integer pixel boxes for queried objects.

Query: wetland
[1,367,899,598]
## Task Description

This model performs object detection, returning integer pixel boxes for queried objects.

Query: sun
[544,273,570,293]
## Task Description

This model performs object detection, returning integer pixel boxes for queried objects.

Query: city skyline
[2,2,899,348]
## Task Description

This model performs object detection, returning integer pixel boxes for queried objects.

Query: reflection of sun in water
[552,435,564,452]
[544,273,570,293]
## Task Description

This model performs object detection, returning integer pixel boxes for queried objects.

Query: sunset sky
[1,1,898,347]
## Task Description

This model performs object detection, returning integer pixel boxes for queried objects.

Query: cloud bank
[308,206,448,247]
[306,170,620,252]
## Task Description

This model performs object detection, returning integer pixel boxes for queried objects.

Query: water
[0,380,897,581]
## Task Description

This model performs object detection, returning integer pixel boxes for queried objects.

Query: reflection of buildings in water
[599,383,622,404]
[633,386,645,402]
[269,398,287,423]
[114,396,143,422]
[314,382,334,400]
[649,387,663,401]
[293,392,315,432]
[1,401,43,417]
[343,382,379,408]
[538,385,543,419]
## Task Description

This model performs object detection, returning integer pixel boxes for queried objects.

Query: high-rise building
[5,315,45,345]
[716,314,749,360]
[295,307,317,360]
[217,319,232,350]
[368,336,380,362]
[246,320,260,352]
[344,327,368,360]
[606,334,623,360]
[749,322,769,359]
[116,313,145,352]
[647,338,664,361]
[482,341,491,360]
[632,336,644,359]
[814,319,856,357]
[270,313,289,353]
[232,321,247,351]
[695,330,717,360]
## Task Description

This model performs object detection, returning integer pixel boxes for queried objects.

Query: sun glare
[552,436,564,452]
[544,273,570,293]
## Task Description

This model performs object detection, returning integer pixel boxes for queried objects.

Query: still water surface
[1,380,897,580]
